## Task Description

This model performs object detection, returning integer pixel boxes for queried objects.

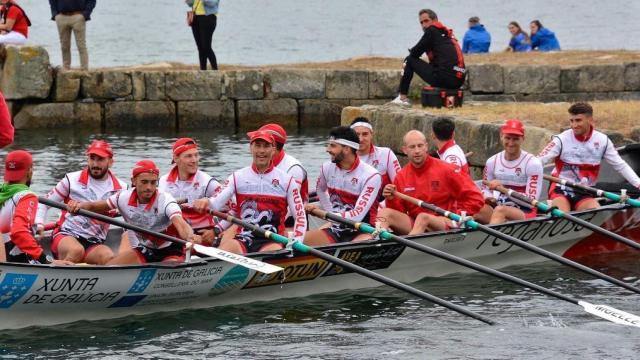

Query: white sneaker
[390,95,411,107]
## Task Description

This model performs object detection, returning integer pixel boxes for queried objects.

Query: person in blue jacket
[462,16,491,53]
[506,21,531,52]
[530,20,560,51]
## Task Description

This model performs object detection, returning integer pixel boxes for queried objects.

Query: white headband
[350,121,373,130]
[329,136,360,150]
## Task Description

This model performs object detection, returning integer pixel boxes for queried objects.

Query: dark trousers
[398,56,464,94]
[191,14,218,70]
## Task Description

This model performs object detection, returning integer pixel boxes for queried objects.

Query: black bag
[421,86,463,109]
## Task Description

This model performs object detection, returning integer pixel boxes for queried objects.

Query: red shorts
[51,232,103,260]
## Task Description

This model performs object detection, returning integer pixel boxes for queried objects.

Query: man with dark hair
[431,118,469,174]
[462,16,491,54]
[391,8,466,106]
[350,117,401,190]
[538,102,640,211]
[304,126,382,246]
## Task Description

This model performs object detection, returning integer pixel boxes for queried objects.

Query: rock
[266,69,325,99]
[177,101,235,129]
[145,72,166,100]
[630,127,640,142]
[13,103,101,129]
[299,99,348,128]
[52,70,84,102]
[624,62,640,91]
[81,71,133,99]
[368,70,401,98]
[130,71,146,101]
[165,71,222,101]
[602,129,626,146]
[503,65,561,94]
[105,101,176,129]
[236,99,298,129]
[561,65,625,93]
[349,99,389,106]
[0,45,53,100]
[224,70,264,99]
[468,64,504,93]
[326,70,368,99]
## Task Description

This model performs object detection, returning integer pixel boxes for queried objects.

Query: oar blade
[579,301,640,328]
[193,244,283,274]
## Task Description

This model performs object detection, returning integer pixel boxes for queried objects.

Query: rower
[67,160,201,264]
[35,140,126,264]
[377,130,484,234]
[192,130,307,254]
[350,117,401,190]
[481,119,544,224]
[303,126,382,246]
[538,102,640,211]
[431,117,469,175]
[1,150,72,265]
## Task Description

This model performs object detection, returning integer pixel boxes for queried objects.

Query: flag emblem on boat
[128,269,157,294]
[0,273,38,308]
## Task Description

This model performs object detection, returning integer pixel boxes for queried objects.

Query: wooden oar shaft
[210,210,496,325]
[311,209,578,305]
[544,174,640,207]
[392,191,640,295]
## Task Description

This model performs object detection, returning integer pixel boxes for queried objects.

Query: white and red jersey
[159,167,221,229]
[272,150,309,202]
[36,169,126,241]
[1,190,44,261]
[437,139,469,175]
[107,189,182,250]
[359,145,401,189]
[317,157,382,225]
[482,150,543,205]
[538,128,640,188]
[208,164,307,243]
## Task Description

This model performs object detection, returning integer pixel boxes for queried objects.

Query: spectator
[462,16,491,54]
[0,91,13,149]
[530,20,560,51]
[49,0,96,71]
[506,21,531,52]
[186,0,220,70]
[0,0,29,45]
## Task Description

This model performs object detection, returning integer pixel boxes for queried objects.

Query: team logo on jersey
[272,179,279,187]
[593,141,600,150]
[351,178,358,185]
[371,160,379,168]
[515,167,522,176]
[431,181,440,190]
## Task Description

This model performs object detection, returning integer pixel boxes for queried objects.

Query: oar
[38,197,282,274]
[544,174,640,207]
[209,210,495,325]
[309,208,640,328]
[484,181,640,252]
[391,191,640,295]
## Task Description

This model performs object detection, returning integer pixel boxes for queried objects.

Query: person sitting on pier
[391,8,465,106]
[192,130,307,254]
[67,159,201,264]
[36,140,127,265]
[377,130,484,235]
[0,0,30,45]
[529,20,560,52]
[538,102,640,212]
[481,119,544,224]
[350,117,401,191]
[1,150,72,265]
[303,126,382,246]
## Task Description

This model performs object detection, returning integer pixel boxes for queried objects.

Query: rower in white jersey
[481,119,544,224]
[36,140,127,264]
[159,137,225,246]
[349,117,400,190]
[67,160,201,265]
[431,117,469,175]
[304,126,382,246]
[193,130,307,255]
[538,102,640,212]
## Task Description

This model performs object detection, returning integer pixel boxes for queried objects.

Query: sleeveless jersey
[359,145,401,189]
[437,139,470,175]
[482,150,543,206]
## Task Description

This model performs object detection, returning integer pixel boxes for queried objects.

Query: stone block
[224,70,264,99]
[145,72,166,100]
[468,64,504,93]
[130,71,146,101]
[369,70,401,98]
[266,69,325,99]
[625,63,640,91]
[0,45,53,99]
[81,71,133,99]
[299,99,349,128]
[178,101,235,129]
[349,99,390,106]
[561,65,625,93]
[326,70,368,99]
[165,71,222,100]
[503,65,561,94]
[237,99,298,129]
[105,101,176,129]
[631,127,640,142]
[52,70,84,102]
[13,103,101,129]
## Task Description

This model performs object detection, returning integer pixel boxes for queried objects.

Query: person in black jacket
[48,0,96,70]
[391,9,466,106]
